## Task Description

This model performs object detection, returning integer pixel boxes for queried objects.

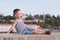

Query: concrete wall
[0,33,59,40]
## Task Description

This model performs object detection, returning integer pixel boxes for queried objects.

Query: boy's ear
[15,15,16,17]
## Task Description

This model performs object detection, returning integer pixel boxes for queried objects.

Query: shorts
[23,27,35,34]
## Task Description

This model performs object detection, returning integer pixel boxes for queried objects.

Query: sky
[0,0,60,16]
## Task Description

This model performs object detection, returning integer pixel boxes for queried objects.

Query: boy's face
[15,11,23,19]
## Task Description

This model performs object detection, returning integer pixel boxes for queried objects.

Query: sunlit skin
[14,11,23,19]
[7,10,45,34]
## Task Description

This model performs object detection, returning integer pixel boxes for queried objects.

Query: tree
[4,15,15,23]
[25,14,33,20]
[34,14,40,19]
[52,15,56,19]
[52,15,60,29]
[45,14,51,18]
[39,15,44,20]
[0,15,4,20]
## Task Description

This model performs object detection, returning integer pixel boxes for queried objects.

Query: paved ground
[0,32,59,40]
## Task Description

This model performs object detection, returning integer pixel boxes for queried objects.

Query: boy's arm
[7,22,17,33]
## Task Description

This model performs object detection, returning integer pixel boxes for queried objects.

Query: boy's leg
[32,29,51,35]
[32,29,45,34]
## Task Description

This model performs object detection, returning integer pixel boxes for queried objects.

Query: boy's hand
[6,31,10,34]
[6,33,9,34]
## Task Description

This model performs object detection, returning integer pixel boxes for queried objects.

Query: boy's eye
[20,16,22,17]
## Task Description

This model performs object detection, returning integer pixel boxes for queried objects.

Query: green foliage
[33,14,60,29]
[34,14,43,20]
[0,14,60,29]
[25,14,33,20]
[0,15,14,24]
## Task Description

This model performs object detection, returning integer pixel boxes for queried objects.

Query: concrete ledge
[0,33,59,40]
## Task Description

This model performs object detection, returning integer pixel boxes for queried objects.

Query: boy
[7,9,51,34]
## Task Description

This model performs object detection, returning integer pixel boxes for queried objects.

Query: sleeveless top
[15,19,26,34]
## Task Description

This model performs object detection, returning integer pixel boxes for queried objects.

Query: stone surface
[0,33,59,40]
